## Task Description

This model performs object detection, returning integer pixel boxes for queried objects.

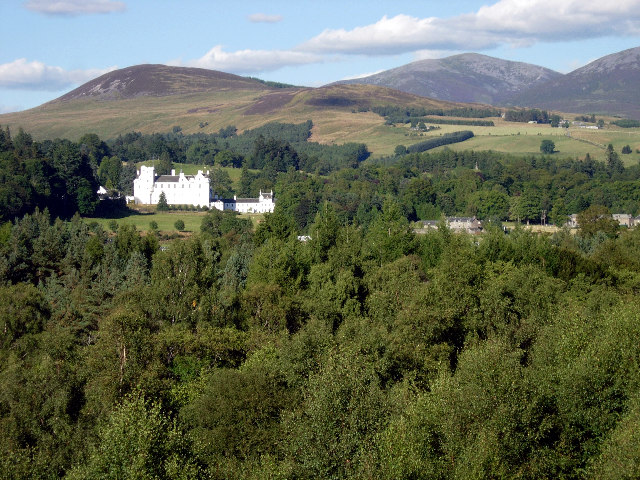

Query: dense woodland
[1,123,640,478]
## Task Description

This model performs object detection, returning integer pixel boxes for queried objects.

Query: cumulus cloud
[24,0,126,16]
[248,13,283,23]
[299,0,640,55]
[0,59,117,90]
[179,45,322,74]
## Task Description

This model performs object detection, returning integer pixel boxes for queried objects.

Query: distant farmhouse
[132,165,275,213]
[566,213,637,228]
[612,214,635,228]
[415,217,483,234]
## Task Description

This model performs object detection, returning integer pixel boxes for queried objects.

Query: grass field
[85,210,207,233]
[84,208,264,233]
[402,120,640,164]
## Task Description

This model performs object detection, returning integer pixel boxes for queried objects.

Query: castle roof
[156,175,180,182]
[156,174,198,183]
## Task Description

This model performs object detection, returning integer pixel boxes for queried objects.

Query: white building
[132,164,275,213]
[414,217,483,234]
[133,165,211,207]
[613,214,634,228]
[211,190,275,214]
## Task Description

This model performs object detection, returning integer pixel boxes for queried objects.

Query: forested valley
[2,123,640,478]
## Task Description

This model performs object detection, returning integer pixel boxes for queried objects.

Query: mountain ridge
[334,53,562,105]
[506,46,640,119]
[335,48,640,118]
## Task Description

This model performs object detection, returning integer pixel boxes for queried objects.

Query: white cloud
[300,14,500,54]
[299,0,640,55]
[413,49,461,61]
[24,0,126,16]
[340,70,385,81]
[473,0,640,40]
[0,104,24,114]
[0,59,117,90]
[248,13,283,24]
[179,45,322,74]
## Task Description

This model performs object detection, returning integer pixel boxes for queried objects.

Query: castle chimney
[171,169,175,176]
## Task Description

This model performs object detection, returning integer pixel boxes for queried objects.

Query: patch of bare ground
[186,106,223,114]
[244,91,299,115]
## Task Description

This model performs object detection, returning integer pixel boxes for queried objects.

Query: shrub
[540,139,556,154]
[174,219,185,231]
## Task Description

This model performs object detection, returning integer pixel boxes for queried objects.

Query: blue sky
[1,0,639,113]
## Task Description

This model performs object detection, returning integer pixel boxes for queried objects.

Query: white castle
[132,165,275,213]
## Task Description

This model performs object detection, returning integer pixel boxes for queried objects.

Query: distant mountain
[54,64,276,102]
[336,48,640,119]
[335,53,562,105]
[506,47,640,119]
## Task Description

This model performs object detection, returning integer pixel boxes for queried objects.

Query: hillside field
[397,120,640,164]
[2,84,639,163]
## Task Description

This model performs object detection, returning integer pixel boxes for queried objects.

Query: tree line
[504,108,550,123]
[109,121,370,176]
[0,126,111,221]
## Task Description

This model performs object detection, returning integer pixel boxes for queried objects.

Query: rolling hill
[54,64,278,101]
[0,64,475,151]
[335,53,562,105]
[2,52,639,161]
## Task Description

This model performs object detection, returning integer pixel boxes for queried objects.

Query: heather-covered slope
[54,64,276,102]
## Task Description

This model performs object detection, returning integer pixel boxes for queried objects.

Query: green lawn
[85,210,207,233]
[85,208,265,233]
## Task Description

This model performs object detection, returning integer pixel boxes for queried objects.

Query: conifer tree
[157,191,169,211]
